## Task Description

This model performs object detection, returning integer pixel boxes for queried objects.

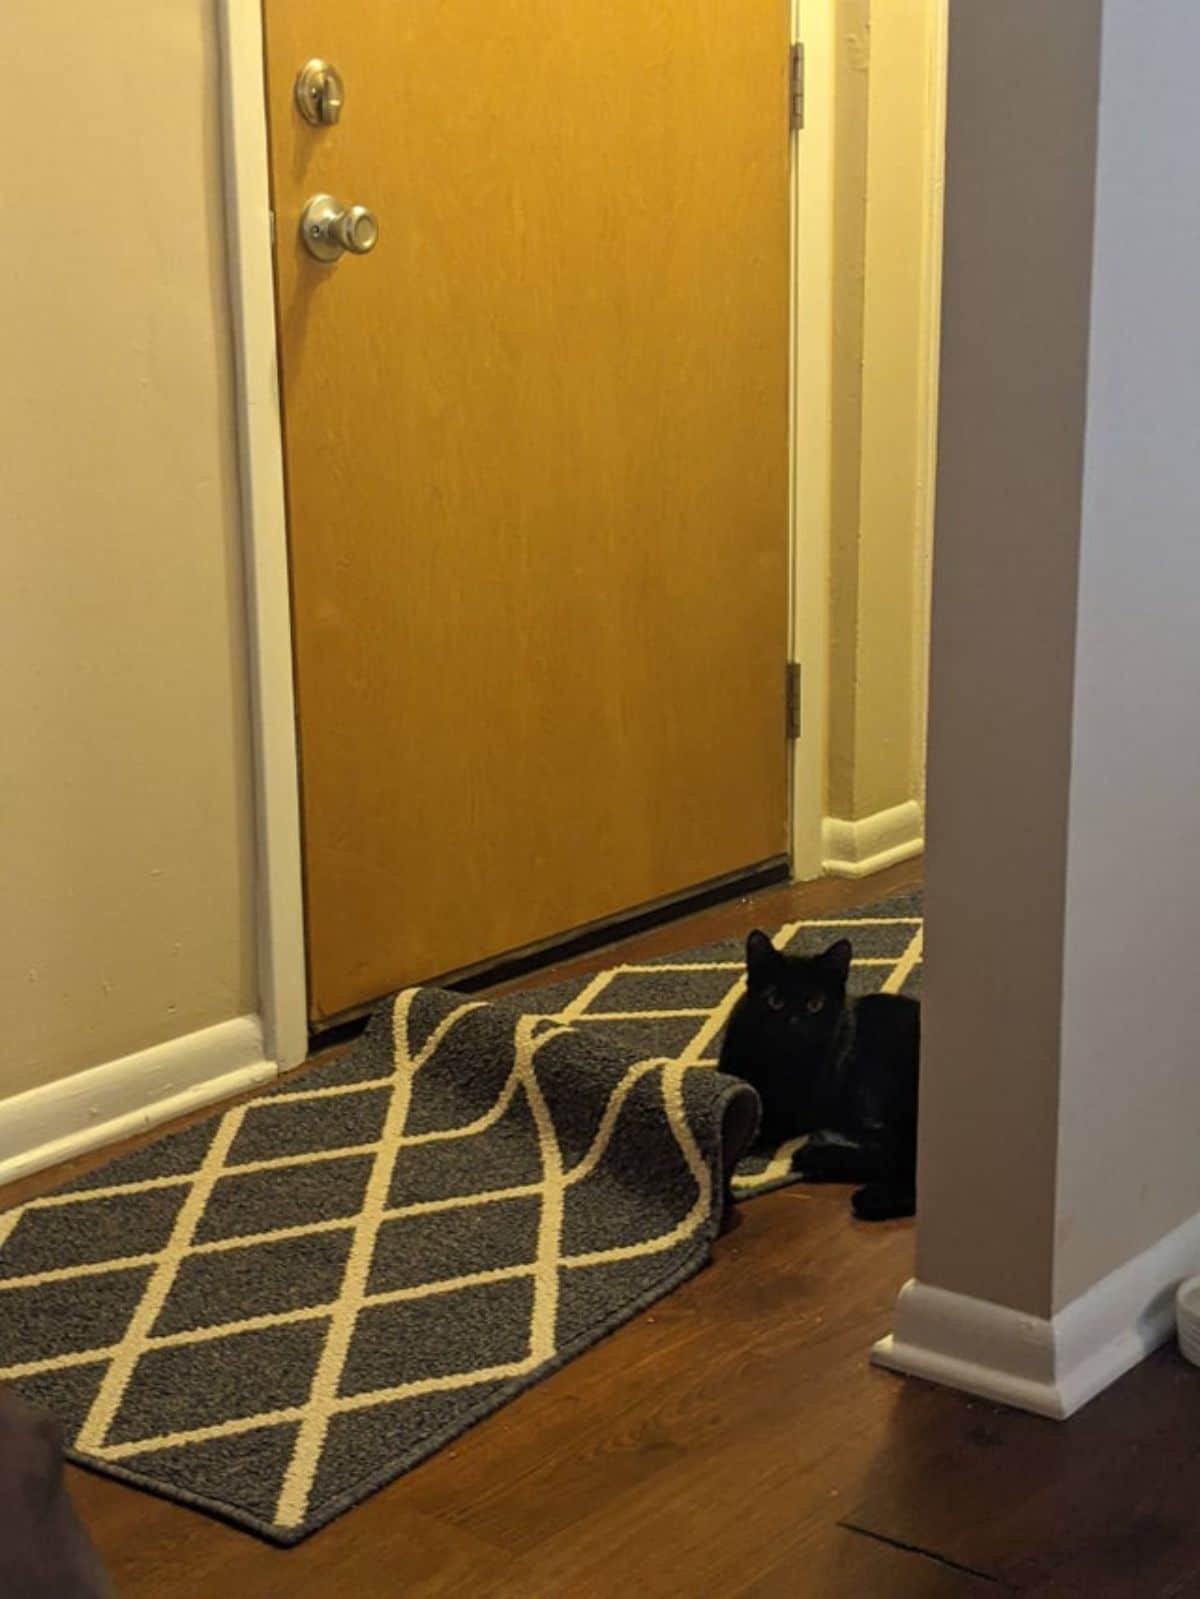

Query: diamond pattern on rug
[0,1268,154,1367]
[194,1154,374,1244]
[227,1087,391,1164]
[367,1195,542,1294]
[57,1120,221,1194]
[7,1361,110,1440]
[151,1230,355,1337]
[0,1186,187,1277]
[0,891,921,1544]
[339,1277,536,1397]
[118,1422,303,1525]
[106,1321,329,1446]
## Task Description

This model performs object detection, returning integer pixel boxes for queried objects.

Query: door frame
[788,0,832,882]
[218,0,307,1068]
[217,0,824,1067]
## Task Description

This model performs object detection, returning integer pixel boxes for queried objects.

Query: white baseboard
[873,1208,1200,1417]
[0,1016,276,1188]
[822,800,924,879]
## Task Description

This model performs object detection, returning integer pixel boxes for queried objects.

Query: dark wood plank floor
[7,859,1200,1598]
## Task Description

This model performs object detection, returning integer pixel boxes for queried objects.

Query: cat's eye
[806,995,825,1014]
[764,988,785,1012]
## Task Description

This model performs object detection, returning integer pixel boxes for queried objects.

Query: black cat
[717,929,919,1221]
[718,931,852,1145]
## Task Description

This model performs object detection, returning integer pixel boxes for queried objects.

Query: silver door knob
[300,194,380,263]
[295,59,345,126]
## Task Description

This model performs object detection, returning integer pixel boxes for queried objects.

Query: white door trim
[788,0,834,880]
[216,1,814,1061]
[218,0,309,1069]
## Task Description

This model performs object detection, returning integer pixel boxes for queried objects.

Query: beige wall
[1,3,257,1101]
[826,0,945,823]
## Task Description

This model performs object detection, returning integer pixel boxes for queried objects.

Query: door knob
[300,194,380,263]
[295,59,345,126]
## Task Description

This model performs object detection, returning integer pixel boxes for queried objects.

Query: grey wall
[1054,0,1200,1309]
[915,0,1103,1316]
[919,0,1200,1321]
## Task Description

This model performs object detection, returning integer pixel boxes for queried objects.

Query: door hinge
[790,42,805,131]
[786,662,802,740]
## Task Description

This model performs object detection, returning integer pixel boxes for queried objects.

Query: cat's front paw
[851,1183,915,1222]
[793,1158,839,1184]
[793,1134,865,1184]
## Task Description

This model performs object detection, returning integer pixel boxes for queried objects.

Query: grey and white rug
[0,891,921,1543]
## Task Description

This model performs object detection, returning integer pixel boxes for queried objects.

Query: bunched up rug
[0,892,921,1543]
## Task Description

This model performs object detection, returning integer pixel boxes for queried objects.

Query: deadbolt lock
[295,59,345,126]
[300,194,380,263]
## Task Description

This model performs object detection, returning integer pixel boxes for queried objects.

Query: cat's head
[742,930,852,1048]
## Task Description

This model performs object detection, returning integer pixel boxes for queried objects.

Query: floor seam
[838,1519,1014,1588]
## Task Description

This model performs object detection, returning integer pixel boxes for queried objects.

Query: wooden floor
[9,859,1200,1597]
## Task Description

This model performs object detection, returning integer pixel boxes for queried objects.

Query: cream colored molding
[0,1018,273,1187]
[821,800,923,878]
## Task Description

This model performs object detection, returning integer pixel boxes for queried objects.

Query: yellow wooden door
[262,1,792,1022]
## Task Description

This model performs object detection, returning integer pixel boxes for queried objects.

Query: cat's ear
[745,929,779,985]
[819,938,853,982]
